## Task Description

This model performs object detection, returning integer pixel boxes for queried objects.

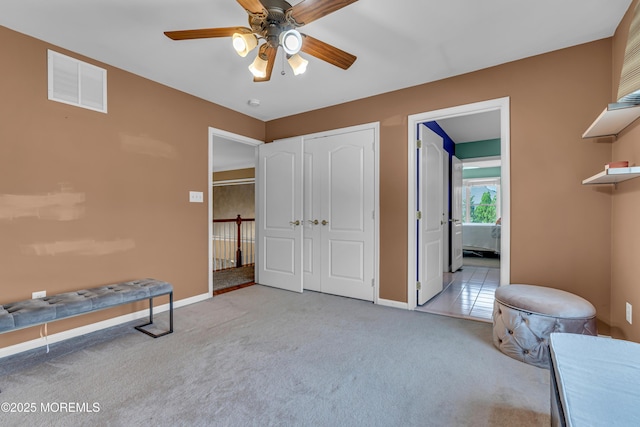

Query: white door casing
[209,127,263,296]
[407,97,511,310]
[418,125,444,305]
[256,137,304,293]
[451,156,464,272]
[305,128,376,302]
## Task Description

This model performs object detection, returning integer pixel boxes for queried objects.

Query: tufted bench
[0,278,173,339]
[492,284,596,368]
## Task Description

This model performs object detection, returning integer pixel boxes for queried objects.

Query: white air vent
[47,50,107,113]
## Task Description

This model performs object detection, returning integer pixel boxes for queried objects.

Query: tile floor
[415,264,500,323]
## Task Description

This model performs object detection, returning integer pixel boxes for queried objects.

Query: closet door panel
[256,138,303,293]
[303,147,321,291]
[312,128,375,302]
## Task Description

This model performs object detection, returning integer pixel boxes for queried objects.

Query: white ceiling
[437,110,502,144]
[212,137,256,172]
[0,0,632,123]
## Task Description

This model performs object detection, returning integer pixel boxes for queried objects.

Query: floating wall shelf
[582,166,640,185]
[582,103,640,138]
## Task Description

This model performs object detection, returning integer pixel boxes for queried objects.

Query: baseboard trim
[377,298,409,310]
[0,292,211,359]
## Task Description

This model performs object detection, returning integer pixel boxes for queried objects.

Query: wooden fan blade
[164,27,251,40]
[290,0,358,26]
[254,44,277,82]
[300,34,356,70]
[236,0,267,15]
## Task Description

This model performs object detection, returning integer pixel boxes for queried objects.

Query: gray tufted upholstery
[492,284,597,369]
[0,278,172,334]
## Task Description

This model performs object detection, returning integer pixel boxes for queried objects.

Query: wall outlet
[626,302,633,325]
[189,191,204,203]
[32,290,46,299]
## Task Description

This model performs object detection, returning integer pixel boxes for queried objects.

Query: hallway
[415,265,499,323]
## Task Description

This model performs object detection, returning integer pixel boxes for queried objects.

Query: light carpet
[0,285,550,426]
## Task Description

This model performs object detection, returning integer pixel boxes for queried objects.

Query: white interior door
[451,156,464,272]
[307,129,375,302]
[256,137,303,293]
[303,142,321,292]
[418,125,444,305]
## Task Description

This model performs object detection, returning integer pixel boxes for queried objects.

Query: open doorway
[209,128,263,295]
[407,97,510,315]
[437,111,502,270]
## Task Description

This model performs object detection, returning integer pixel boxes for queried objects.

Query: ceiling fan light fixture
[280,29,302,55]
[232,32,258,57]
[287,53,308,75]
[249,53,268,78]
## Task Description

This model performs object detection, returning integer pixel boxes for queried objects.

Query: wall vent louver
[48,50,107,113]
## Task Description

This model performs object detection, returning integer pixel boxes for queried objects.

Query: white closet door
[307,128,375,302]
[303,145,321,292]
[451,156,464,272]
[256,138,303,293]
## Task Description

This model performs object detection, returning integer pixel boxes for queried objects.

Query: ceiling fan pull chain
[281,50,286,76]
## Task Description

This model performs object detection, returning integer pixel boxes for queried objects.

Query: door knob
[321,220,329,226]
[289,220,301,226]
[308,219,319,225]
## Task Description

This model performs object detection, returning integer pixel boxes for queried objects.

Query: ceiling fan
[164,0,358,82]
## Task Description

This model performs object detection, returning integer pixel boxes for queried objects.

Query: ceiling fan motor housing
[249,0,298,45]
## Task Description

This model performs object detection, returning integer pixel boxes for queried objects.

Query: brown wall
[213,184,255,220]
[5,5,640,349]
[0,26,264,348]
[266,40,614,320]
[611,0,640,342]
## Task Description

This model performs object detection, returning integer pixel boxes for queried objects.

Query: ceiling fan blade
[164,27,251,40]
[300,34,356,70]
[236,0,268,16]
[290,0,358,26]
[254,44,277,82]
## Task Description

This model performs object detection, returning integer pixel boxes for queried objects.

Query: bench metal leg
[134,291,173,338]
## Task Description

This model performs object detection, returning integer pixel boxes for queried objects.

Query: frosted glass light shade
[249,54,268,78]
[232,33,258,57]
[287,54,308,75]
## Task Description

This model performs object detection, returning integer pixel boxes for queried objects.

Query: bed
[462,223,500,254]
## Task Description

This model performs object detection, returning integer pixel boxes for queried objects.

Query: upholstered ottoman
[492,284,597,368]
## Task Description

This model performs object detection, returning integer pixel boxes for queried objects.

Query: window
[462,178,501,224]
[47,50,107,113]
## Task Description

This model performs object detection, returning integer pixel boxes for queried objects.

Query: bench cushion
[5,299,57,328]
[0,306,14,331]
[550,333,640,426]
[0,278,172,334]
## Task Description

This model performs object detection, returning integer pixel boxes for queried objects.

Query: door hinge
[416,211,422,220]
[371,278,375,288]
[416,281,422,290]
[416,139,422,149]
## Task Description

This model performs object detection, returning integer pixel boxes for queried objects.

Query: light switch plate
[189,191,204,203]
[626,302,633,324]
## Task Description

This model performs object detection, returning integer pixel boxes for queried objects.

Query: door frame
[208,127,264,295]
[406,97,511,310]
